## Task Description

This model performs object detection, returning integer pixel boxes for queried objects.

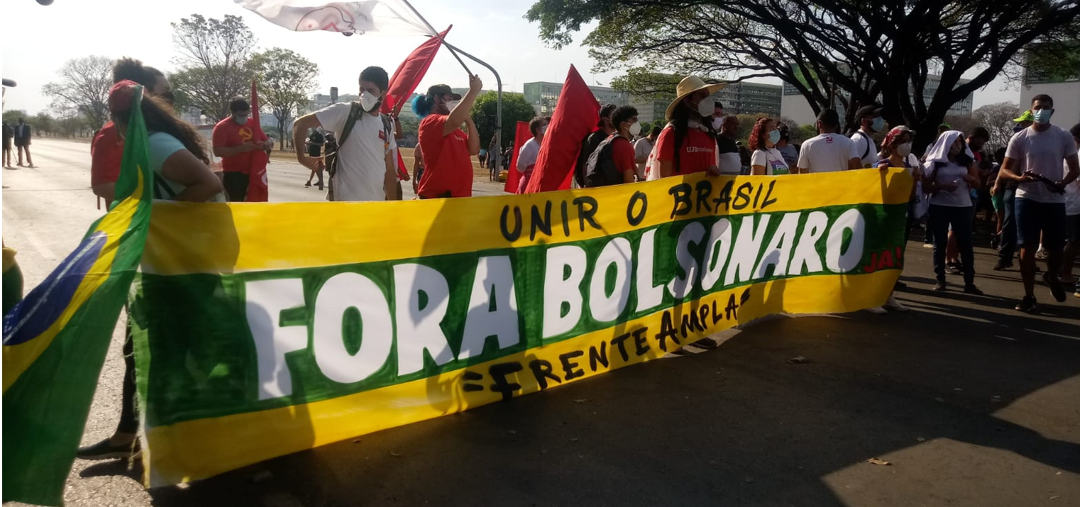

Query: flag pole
[440,40,504,175]
[399,0,472,75]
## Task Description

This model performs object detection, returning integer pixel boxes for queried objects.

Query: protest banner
[132,168,912,486]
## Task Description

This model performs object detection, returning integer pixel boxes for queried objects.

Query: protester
[305,127,326,190]
[774,123,799,167]
[749,117,790,175]
[997,95,1080,312]
[867,125,923,313]
[711,101,725,131]
[989,147,1008,250]
[654,76,724,180]
[515,116,548,194]
[575,103,617,187]
[293,67,399,202]
[795,109,861,174]
[77,80,225,461]
[924,130,983,294]
[411,145,424,195]
[584,105,638,187]
[1013,110,1034,132]
[1062,123,1080,293]
[214,98,272,201]
[2,121,13,169]
[414,76,483,199]
[92,58,175,207]
[488,134,499,176]
[13,117,33,168]
[850,104,885,168]
[634,126,660,181]
[968,127,994,221]
[717,115,742,175]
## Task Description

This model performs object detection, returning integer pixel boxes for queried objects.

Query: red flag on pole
[247,80,270,202]
[503,121,531,193]
[523,65,600,193]
[382,26,452,116]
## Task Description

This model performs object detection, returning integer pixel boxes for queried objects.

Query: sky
[1,0,1023,117]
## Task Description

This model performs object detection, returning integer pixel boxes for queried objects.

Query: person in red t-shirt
[91,58,175,207]
[655,76,725,179]
[213,98,272,202]
[610,106,640,184]
[414,76,483,199]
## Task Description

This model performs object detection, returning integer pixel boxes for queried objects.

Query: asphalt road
[3,139,1079,507]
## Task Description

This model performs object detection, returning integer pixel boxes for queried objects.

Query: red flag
[382,26,452,116]
[247,80,270,202]
[524,65,600,193]
[503,121,531,193]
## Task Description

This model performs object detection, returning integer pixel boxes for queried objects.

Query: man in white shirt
[850,104,885,168]
[998,94,1080,312]
[515,116,548,193]
[717,115,743,175]
[633,126,660,181]
[796,109,862,174]
[293,66,398,202]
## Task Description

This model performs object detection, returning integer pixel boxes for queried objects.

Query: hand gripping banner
[131,169,912,486]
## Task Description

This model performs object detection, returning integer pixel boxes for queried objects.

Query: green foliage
[470,91,536,150]
[33,113,56,136]
[251,48,319,150]
[397,114,419,147]
[610,70,681,99]
[3,110,27,125]
[170,14,256,121]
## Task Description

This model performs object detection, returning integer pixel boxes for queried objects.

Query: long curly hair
[747,117,774,152]
[113,92,210,165]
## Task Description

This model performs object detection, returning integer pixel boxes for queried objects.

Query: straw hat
[666,76,726,121]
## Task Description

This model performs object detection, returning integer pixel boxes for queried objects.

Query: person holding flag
[213,98,273,202]
[413,76,483,199]
[293,66,400,202]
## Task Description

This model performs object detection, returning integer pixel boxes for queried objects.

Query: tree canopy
[470,91,536,151]
[526,0,1080,150]
[171,14,256,121]
[251,47,319,150]
[40,55,112,132]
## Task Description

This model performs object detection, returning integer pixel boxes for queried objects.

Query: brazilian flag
[3,85,154,505]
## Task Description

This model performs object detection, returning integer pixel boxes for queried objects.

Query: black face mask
[159,91,176,105]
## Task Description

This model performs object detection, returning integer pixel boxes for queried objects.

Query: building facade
[523,81,631,116]
[716,82,783,117]
[1019,48,1080,128]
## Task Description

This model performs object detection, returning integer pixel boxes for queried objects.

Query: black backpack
[575,130,606,187]
[584,135,623,187]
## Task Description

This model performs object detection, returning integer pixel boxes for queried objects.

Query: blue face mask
[1033,108,1053,124]
[871,116,885,132]
[768,129,781,145]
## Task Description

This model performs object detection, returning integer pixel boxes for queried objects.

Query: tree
[397,114,419,147]
[470,92,536,151]
[250,48,319,150]
[40,55,112,132]
[3,110,28,126]
[33,113,56,137]
[171,14,256,121]
[526,0,1080,152]
[971,102,1022,152]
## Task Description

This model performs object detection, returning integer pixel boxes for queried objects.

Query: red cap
[108,80,139,113]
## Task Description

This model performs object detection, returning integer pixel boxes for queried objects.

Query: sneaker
[945,263,962,275]
[990,235,1000,249]
[1043,272,1066,302]
[933,281,947,291]
[1015,295,1037,313]
[1035,248,1048,260]
[923,243,933,249]
[76,438,140,461]
[993,260,1013,271]
[963,284,984,296]
[304,181,312,187]
[865,306,887,315]
[884,295,909,312]
[690,338,719,349]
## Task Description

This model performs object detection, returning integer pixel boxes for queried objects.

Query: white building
[780,74,974,127]
[1019,50,1080,128]
[523,81,630,116]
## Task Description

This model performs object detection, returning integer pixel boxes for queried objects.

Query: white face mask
[896,142,912,157]
[628,122,641,137]
[538,125,548,135]
[696,98,714,118]
[445,100,460,112]
[360,92,380,112]
[712,116,723,130]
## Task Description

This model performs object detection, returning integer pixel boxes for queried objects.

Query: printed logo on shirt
[824,135,833,144]
[686,146,714,153]
[239,126,254,142]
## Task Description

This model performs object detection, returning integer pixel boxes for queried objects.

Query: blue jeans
[930,204,975,285]
[997,188,1017,263]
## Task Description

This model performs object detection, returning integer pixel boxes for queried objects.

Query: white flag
[235,0,433,35]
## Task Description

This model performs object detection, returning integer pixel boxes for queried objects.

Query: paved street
[3,139,1079,507]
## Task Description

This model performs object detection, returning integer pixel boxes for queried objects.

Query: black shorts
[1067,214,1080,244]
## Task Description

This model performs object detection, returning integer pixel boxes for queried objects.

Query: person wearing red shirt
[91,58,175,207]
[213,98,272,201]
[655,76,725,178]
[610,106,639,184]
[414,76,483,199]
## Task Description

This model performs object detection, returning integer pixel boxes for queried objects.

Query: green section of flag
[2,87,153,506]
[133,203,906,429]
